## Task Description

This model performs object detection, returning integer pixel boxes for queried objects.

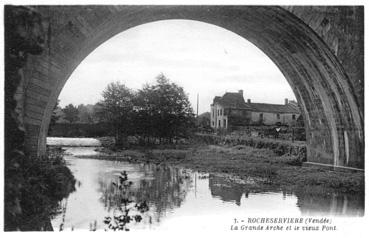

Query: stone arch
[19,6,363,168]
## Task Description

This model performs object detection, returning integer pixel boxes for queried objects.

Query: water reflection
[208,173,364,216]
[295,191,364,216]
[97,164,193,225]
[51,147,364,231]
[209,174,244,205]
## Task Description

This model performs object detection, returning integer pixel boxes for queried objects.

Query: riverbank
[71,144,364,196]
[5,147,76,231]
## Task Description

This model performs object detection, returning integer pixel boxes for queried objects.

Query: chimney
[238,90,243,95]
[285,98,288,105]
[247,99,251,103]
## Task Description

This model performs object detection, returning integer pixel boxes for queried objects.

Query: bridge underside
[5,6,364,168]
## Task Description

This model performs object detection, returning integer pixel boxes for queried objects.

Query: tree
[92,102,106,123]
[136,73,195,142]
[62,104,79,124]
[197,112,211,129]
[97,82,135,147]
[77,104,94,124]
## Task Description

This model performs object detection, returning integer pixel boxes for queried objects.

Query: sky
[58,19,296,114]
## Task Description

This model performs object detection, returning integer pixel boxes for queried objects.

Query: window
[224,119,227,128]
[218,120,221,127]
[259,113,263,119]
[212,121,214,126]
[292,114,296,120]
[276,113,280,119]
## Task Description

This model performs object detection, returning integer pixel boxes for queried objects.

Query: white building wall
[210,103,228,129]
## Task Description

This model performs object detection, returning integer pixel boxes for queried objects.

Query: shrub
[5,151,76,231]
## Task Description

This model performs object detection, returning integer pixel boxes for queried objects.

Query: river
[48,138,364,231]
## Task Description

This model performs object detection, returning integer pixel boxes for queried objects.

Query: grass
[86,144,364,196]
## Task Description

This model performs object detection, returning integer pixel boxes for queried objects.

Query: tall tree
[97,82,135,147]
[62,104,79,124]
[136,73,195,142]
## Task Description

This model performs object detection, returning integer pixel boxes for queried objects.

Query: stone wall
[285,6,364,116]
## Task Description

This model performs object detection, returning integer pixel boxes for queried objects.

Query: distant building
[210,90,300,130]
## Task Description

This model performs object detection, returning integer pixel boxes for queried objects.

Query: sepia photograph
[2,0,366,234]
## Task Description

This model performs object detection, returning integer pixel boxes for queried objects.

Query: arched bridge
[5,5,364,169]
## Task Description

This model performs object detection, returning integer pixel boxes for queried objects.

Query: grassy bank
[79,144,363,196]
[194,133,307,161]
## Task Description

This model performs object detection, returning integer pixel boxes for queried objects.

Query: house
[210,90,300,130]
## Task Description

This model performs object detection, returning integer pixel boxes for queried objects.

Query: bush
[5,151,76,231]
[194,134,307,160]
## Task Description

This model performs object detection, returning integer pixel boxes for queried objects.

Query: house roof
[214,92,251,109]
[248,103,300,114]
[213,91,300,114]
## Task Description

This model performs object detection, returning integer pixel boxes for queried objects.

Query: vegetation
[134,73,195,143]
[62,104,80,123]
[50,74,196,147]
[102,171,149,231]
[94,82,136,147]
[5,149,76,231]
[77,104,94,123]
[196,112,212,132]
[87,144,364,196]
[194,133,306,160]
